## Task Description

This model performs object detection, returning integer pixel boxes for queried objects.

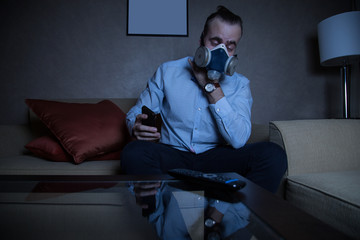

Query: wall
[1,0,359,124]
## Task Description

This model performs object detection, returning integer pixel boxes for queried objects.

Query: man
[121,6,287,194]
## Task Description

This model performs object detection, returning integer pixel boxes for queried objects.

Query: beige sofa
[0,98,268,176]
[0,99,359,238]
[270,119,360,239]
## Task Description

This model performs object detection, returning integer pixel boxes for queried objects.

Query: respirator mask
[194,43,239,81]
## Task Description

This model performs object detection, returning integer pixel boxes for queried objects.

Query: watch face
[204,83,215,93]
[205,218,216,228]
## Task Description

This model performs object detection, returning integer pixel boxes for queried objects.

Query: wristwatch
[204,82,220,93]
[204,218,217,228]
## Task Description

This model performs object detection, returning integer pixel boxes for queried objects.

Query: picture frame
[127,0,188,37]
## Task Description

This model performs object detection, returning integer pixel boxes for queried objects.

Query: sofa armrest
[269,119,360,176]
[0,125,35,157]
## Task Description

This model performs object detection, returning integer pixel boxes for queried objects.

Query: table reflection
[129,181,252,240]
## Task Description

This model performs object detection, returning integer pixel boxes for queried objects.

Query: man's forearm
[206,87,225,104]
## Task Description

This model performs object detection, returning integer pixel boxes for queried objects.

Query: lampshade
[318,11,360,66]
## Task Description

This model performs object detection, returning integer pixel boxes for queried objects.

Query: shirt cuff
[208,97,232,119]
[208,199,231,215]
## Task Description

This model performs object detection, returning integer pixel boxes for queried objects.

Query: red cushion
[25,135,72,162]
[25,135,123,162]
[25,99,130,164]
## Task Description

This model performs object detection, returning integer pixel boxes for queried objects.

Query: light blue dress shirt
[126,57,253,154]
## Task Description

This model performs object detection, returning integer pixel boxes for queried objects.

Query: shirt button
[216,108,220,112]
[198,107,201,111]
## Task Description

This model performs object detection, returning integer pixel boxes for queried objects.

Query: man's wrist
[207,206,224,223]
[205,86,224,104]
[204,82,220,93]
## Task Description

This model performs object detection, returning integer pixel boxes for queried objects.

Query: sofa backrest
[269,119,360,176]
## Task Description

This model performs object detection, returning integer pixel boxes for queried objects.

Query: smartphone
[141,106,162,132]
[141,195,156,217]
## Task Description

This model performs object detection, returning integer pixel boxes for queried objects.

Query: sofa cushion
[25,136,71,162]
[0,155,122,175]
[286,171,360,239]
[25,136,123,162]
[25,99,130,164]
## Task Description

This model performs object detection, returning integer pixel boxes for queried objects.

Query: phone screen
[142,106,156,127]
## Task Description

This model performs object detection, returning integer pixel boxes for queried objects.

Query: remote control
[168,169,246,191]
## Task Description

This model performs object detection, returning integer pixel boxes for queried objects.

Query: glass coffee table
[0,174,349,240]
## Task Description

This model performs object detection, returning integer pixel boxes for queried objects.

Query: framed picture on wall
[127,0,188,36]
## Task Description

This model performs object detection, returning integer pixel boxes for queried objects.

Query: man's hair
[200,6,243,46]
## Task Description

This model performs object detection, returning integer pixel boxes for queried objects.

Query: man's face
[203,17,242,57]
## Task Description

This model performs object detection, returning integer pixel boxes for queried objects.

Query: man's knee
[269,142,287,169]
[262,142,288,187]
[259,142,287,169]
[120,141,155,174]
[248,142,288,178]
[250,142,288,192]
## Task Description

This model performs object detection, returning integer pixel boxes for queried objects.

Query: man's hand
[188,58,210,88]
[133,181,161,209]
[132,114,161,141]
[188,58,224,104]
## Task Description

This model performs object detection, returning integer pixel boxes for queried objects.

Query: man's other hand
[132,114,161,141]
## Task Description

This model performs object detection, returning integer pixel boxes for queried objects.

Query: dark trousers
[121,141,287,193]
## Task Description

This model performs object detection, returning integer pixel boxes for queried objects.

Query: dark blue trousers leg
[194,142,287,193]
[121,141,287,193]
[120,140,194,174]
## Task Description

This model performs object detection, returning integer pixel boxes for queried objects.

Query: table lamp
[317,11,360,118]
